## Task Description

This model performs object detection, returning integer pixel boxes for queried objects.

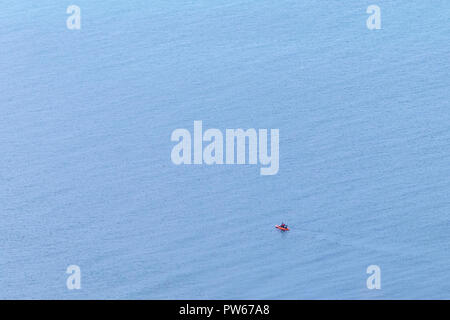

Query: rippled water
[1,1,449,299]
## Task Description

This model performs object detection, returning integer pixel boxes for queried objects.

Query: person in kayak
[280,223,288,229]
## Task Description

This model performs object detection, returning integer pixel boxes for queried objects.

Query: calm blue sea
[1,1,449,299]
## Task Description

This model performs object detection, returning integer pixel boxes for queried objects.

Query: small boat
[275,225,289,231]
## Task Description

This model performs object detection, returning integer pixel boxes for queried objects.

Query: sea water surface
[1,1,450,299]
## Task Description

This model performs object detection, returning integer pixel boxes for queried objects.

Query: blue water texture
[1,1,449,299]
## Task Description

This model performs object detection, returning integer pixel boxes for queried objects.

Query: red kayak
[275,225,289,231]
